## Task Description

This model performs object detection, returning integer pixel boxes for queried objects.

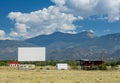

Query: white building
[56,63,68,70]
[18,64,35,70]
[8,62,19,68]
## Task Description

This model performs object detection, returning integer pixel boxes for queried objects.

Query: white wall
[56,63,68,70]
[18,47,46,61]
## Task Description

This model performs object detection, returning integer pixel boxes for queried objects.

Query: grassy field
[0,66,120,83]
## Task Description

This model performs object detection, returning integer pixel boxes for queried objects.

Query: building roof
[80,59,103,61]
[8,62,19,64]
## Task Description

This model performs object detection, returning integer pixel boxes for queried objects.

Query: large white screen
[18,47,46,61]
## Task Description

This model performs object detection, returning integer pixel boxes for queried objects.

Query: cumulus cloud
[94,0,120,22]
[8,6,77,39]
[52,0,120,22]
[0,30,5,37]
[8,0,120,39]
[51,0,65,5]
[0,30,8,40]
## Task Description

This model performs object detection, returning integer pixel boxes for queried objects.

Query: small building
[80,59,104,70]
[18,64,35,70]
[8,62,19,68]
[56,63,68,70]
[115,65,120,70]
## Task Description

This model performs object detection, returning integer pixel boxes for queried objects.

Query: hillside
[0,40,38,60]
[0,32,120,61]
[25,31,96,47]
[26,32,120,60]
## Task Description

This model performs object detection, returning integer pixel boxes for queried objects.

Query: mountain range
[0,31,120,61]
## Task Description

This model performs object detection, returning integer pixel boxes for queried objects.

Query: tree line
[0,60,120,70]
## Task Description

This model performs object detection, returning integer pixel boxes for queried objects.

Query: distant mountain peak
[1,32,120,60]
[78,31,97,38]
[51,31,96,38]
[51,32,66,35]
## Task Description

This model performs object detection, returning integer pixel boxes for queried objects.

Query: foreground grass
[0,66,120,83]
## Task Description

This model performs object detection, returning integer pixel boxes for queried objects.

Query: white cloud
[8,0,120,39]
[52,0,120,22]
[94,0,120,22]
[0,30,10,40]
[8,6,77,39]
[10,31,18,37]
[51,0,65,5]
[14,23,28,33]
[0,30,5,37]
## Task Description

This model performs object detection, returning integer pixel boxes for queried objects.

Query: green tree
[0,62,6,66]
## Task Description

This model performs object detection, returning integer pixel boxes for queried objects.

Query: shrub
[98,65,107,70]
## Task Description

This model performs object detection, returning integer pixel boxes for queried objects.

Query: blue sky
[0,0,54,36]
[0,0,120,40]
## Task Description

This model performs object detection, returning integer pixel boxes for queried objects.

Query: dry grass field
[0,66,120,83]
